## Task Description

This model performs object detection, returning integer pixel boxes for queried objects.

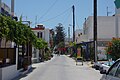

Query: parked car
[99,61,115,72]
[93,62,102,70]
[93,61,107,70]
[100,59,120,80]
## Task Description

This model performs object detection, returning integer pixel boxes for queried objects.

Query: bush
[106,38,120,60]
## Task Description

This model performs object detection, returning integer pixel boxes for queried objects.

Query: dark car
[100,59,120,80]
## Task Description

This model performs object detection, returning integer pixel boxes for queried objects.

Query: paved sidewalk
[12,56,56,80]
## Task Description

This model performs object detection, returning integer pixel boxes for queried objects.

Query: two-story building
[31,24,50,63]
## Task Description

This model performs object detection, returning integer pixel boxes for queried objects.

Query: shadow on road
[12,67,36,80]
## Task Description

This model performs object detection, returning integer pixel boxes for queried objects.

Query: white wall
[44,29,50,45]
[118,16,120,37]
[0,68,2,80]
[76,35,88,44]
[84,16,119,41]
[1,2,11,14]
[32,29,49,43]
[32,47,39,63]
[83,16,93,40]
[97,16,116,39]
[32,28,50,63]
[2,65,19,80]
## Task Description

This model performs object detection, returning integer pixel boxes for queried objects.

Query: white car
[100,59,120,80]
[99,61,115,72]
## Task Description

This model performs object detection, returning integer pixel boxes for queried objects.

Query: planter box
[1,65,19,80]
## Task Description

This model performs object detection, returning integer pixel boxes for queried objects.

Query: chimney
[37,24,45,29]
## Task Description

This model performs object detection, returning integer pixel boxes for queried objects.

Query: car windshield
[104,61,115,66]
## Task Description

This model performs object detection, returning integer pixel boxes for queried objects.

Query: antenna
[35,16,37,27]
[107,6,112,16]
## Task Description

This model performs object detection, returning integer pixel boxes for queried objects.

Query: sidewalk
[12,56,56,80]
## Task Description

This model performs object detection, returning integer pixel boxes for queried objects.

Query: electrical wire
[38,0,58,21]
[38,7,71,23]
[63,8,72,25]
[31,0,58,27]
[76,17,80,30]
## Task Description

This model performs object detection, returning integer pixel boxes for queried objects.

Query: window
[37,32,42,38]
[0,48,16,68]
[37,32,39,38]
[115,63,120,78]
[107,61,120,76]
[40,32,42,38]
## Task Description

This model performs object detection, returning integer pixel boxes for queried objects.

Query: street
[14,55,102,80]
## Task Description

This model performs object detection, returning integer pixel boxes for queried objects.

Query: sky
[3,0,115,37]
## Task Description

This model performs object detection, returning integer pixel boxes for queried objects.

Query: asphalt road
[14,55,102,80]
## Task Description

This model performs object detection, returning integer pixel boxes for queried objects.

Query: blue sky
[3,0,115,37]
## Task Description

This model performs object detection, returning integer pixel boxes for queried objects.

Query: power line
[31,0,58,27]
[38,7,71,23]
[76,17,80,30]
[38,0,58,21]
[63,8,72,24]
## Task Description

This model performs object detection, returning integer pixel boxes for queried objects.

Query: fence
[0,48,16,67]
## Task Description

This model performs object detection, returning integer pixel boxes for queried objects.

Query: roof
[31,28,45,30]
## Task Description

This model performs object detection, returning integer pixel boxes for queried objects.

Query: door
[104,60,120,80]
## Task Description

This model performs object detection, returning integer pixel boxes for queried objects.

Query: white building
[78,15,120,60]
[31,24,50,63]
[75,29,88,44]
[83,16,117,42]
[1,2,11,16]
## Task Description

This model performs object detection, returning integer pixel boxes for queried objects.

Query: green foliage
[55,23,66,45]
[69,42,77,47]
[106,38,120,60]
[34,38,48,49]
[58,42,65,48]
[0,15,48,49]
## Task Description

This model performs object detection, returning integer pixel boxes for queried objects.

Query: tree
[0,15,38,47]
[0,15,8,47]
[106,38,120,60]
[0,14,49,50]
[55,23,66,47]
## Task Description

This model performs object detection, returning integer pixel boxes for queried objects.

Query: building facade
[83,16,117,42]
[1,2,11,16]
[80,16,120,60]
[31,24,50,63]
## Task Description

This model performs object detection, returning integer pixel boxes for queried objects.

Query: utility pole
[94,0,97,62]
[72,5,75,42]
[11,0,14,16]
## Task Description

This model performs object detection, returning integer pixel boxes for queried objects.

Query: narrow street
[14,55,102,80]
